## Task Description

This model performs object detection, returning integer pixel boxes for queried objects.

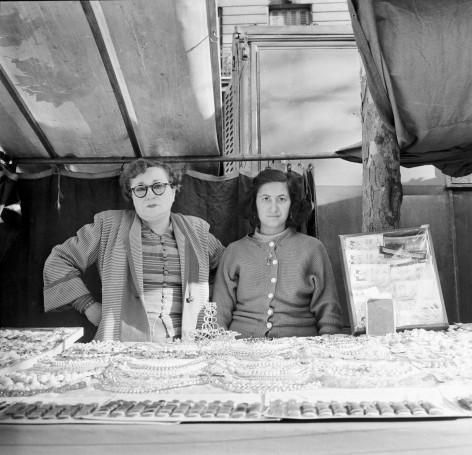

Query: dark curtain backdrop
[0,168,315,341]
[0,165,21,262]
[0,172,132,341]
[174,170,254,246]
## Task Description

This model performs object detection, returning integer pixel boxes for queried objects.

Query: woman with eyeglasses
[43,158,225,342]
[213,168,343,338]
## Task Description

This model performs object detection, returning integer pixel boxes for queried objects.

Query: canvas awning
[0,0,222,174]
[347,0,472,177]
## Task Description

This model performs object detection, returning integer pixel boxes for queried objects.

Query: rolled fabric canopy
[347,0,472,177]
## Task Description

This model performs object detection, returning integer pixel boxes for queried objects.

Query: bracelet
[82,299,96,314]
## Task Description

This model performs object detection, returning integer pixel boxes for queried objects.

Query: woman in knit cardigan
[213,168,343,338]
[43,159,225,342]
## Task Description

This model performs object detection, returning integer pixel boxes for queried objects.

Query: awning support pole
[11,153,343,165]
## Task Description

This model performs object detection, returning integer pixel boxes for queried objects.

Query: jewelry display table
[1,326,472,454]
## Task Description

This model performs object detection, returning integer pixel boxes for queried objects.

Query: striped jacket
[43,211,225,341]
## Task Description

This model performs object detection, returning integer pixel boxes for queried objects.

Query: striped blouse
[142,223,182,339]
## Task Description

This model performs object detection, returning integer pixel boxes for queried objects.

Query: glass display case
[339,225,449,335]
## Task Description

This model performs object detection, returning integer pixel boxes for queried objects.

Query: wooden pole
[361,70,403,232]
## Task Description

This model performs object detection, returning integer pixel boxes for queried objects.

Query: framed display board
[339,225,448,335]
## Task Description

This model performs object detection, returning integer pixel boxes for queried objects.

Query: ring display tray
[1,389,471,424]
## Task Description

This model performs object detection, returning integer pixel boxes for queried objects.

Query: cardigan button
[266,322,273,329]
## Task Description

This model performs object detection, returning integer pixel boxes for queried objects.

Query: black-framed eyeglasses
[130,182,172,198]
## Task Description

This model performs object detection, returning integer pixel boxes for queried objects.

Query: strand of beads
[125,356,207,376]
[96,371,205,394]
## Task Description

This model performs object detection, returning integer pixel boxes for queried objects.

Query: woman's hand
[84,302,102,326]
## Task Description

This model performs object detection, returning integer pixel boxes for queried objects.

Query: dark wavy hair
[244,168,312,229]
[119,158,182,201]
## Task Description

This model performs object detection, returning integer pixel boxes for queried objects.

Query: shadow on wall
[317,190,362,329]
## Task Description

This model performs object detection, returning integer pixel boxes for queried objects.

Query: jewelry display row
[2,397,464,422]
[1,325,472,396]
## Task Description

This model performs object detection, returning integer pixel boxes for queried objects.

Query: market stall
[2,1,472,454]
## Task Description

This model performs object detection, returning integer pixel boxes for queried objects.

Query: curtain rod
[12,153,342,165]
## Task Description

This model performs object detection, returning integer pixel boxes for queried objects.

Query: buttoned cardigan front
[213,228,343,338]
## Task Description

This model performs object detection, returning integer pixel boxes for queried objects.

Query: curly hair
[119,158,182,201]
[244,168,312,229]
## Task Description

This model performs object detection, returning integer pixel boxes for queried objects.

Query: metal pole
[12,153,342,165]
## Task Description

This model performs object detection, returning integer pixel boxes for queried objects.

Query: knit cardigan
[213,228,343,338]
[43,211,225,341]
